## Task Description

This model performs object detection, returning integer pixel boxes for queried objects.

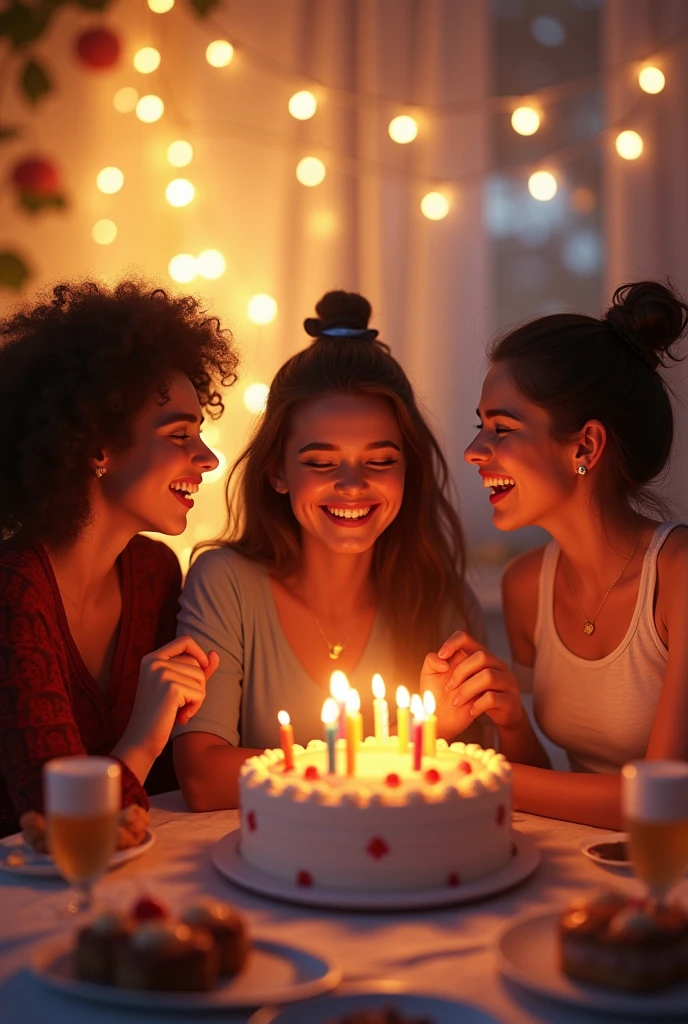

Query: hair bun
[603,281,688,370]
[304,290,378,341]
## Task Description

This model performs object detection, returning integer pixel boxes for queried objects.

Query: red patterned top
[0,536,181,834]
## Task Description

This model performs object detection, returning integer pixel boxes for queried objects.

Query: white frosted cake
[239,737,513,891]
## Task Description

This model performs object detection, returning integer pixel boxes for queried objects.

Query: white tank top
[533,523,682,774]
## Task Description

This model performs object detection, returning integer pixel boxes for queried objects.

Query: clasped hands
[420,631,522,741]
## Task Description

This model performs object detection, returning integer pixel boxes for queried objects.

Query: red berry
[385,773,401,787]
[75,28,121,70]
[11,158,59,197]
[425,768,441,784]
[132,896,168,921]
[304,765,319,780]
[457,761,472,775]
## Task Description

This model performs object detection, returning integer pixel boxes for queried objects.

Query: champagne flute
[44,756,121,914]
[621,759,688,907]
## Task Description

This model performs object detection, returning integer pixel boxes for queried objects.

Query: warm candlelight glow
[330,671,350,703]
[372,674,385,700]
[423,691,436,715]
[321,698,338,724]
[346,688,361,714]
[277,710,290,726]
[411,693,425,721]
[396,685,410,709]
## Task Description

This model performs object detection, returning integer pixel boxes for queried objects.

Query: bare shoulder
[501,546,546,661]
[501,546,545,599]
[656,526,688,612]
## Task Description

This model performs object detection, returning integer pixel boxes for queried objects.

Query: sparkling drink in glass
[44,756,121,913]
[621,759,688,905]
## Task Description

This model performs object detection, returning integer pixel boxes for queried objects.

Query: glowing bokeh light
[96,166,124,194]
[243,383,270,415]
[388,114,418,144]
[136,94,164,123]
[92,219,118,245]
[167,140,193,167]
[197,249,226,280]
[133,47,161,74]
[113,86,138,113]
[528,170,557,201]
[168,254,197,283]
[615,130,643,160]
[511,106,540,136]
[247,294,278,325]
[206,40,234,67]
[165,178,195,207]
[638,66,665,94]
[296,156,326,187]
[420,191,450,220]
[288,90,317,120]
[148,0,174,11]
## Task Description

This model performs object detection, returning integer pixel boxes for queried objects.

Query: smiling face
[464,361,579,532]
[98,372,219,536]
[275,393,406,556]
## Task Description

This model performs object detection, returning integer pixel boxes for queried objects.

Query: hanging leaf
[21,58,52,104]
[75,0,113,9]
[19,191,66,213]
[0,252,30,291]
[0,3,54,49]
[188,0,222,16]
[0,125,20,142]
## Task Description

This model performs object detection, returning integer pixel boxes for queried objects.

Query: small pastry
[114,921,219,991]
[75,909,135,984]
[180,899,249,975]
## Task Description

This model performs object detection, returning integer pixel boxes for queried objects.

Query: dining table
[1,792,686,1024]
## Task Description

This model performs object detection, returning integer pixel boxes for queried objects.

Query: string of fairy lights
[90,0,672,425]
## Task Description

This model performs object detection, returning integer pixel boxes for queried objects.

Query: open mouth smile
[320,504,378,526]
[482,475,515,506]
[169,479,200,510]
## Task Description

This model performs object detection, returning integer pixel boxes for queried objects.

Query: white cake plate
[211,828,540,911]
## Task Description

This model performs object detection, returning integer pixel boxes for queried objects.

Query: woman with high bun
[438,280,688,828]
[174,291,485,810]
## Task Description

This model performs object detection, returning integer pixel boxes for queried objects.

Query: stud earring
[95,467,106,478]
[576,464,587,476]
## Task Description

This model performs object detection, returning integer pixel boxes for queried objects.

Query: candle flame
[321,697,339,725]
[330,670,350,702]
[372,673,386,700]
[346,688,361,714]
[277,709,290,726]
[410,693,425,721]
[396,685,410,709]
[423,690,436,715]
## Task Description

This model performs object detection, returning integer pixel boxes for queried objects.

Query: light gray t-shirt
[173,548,485,751]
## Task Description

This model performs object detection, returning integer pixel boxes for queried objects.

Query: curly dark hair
[0,279,238,546]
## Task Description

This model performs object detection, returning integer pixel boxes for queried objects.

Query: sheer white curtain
[0,0,492,554]
[603,0,688,516]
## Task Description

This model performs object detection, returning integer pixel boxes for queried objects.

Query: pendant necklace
[307,607,355,660]
[561,528,642,636]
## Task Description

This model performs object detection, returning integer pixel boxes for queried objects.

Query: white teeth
[482,476,515,489]
[326,506,372,520]
[170,481,199,495]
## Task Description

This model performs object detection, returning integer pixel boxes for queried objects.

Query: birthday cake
[239,737,513,891]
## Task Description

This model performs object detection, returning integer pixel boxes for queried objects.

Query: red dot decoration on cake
[511,841,518,857]
[424,768,440,785]
[366,836,390,860]
[457,761,472,775]
[246,811,257,832]
[296,870,313,887]
[385,772,401,787]
[496,804,506,827]
[304,765,319,780]
[447,872,461,887]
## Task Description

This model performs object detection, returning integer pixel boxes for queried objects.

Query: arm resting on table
[174,732,262,811]
[512,763,621,830]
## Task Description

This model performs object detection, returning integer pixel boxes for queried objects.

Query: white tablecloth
[0,795,682,1024]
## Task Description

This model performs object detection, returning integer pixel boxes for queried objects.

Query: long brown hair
[204,291,467,672]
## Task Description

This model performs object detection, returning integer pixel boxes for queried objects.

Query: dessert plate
[580,831,632,868]
[249,982,500,1024]
[496,909,688,1016]
[211,828,540,910]
[0,830,155,878]
[30,935,341,1010]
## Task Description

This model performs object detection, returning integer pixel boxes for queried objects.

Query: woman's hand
[123,636,220,761]
[420,646,476,741]
[437,631,523,729]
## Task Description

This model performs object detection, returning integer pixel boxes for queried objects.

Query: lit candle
[321,698,338,774]
[396,685,410,754]
[345,688,362,776]
[330,670,350,740]
[410,693,425,771]
[423,690,437,757]
[278,709,294,771]
[372,673,389,742]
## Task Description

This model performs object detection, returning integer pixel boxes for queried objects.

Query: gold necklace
[561,529,642,636]
[307,607,356,660]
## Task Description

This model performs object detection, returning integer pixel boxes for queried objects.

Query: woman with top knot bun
[173,290,487,810]
[437,280,688,828]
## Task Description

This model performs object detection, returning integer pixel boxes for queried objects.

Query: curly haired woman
[0,279,237,836]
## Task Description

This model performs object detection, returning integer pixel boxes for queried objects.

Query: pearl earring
[95,467,106,478]
[576,465,587,476]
